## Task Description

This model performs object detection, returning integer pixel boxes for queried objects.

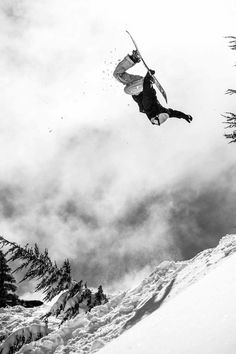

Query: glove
[183,115,193,123]
[146,71,155,83]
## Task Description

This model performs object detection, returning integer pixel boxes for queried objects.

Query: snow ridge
[1,234,236,354]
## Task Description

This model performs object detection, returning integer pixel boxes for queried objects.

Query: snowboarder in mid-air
[113,50,193,126]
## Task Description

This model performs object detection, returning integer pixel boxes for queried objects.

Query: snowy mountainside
[1,234,236,354]
[99,236,236,354]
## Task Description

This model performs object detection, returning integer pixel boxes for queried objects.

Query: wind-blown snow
[1,234,236,354]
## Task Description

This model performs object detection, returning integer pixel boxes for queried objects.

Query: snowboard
[126,30,168,104]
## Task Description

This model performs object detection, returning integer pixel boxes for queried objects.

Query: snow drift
[99,235,236,354]
[1,234,236,354]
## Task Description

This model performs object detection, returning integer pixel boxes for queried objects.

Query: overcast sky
[0,0,236,297]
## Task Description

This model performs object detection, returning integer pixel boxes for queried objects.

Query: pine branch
[0,236,109,320]
[226,89,236,95]
[221,112,236,143]
[224,131,236,143]
[0,236,72,301]
[225,36,236,50]
[223,36,236,143]
[221,112,236,120]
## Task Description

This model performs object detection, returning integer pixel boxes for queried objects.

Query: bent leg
[113,55,143,85]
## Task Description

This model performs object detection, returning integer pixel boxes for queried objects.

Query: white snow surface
[99,237,236,354]
[1,234,236,354]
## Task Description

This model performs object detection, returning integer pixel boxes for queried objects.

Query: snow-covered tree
[0,324,49,354]
[0,250,17,307]
[0,236,108,325]
[42,281,108,326]
[223,36,236,143]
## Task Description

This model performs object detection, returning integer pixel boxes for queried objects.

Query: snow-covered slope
[1,234,236,354]
[99,238,236,354]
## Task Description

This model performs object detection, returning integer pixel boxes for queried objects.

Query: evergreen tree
[0,250,17,307]
[0,236,71,301]
[224,36,236,143]
[0,236,108,324]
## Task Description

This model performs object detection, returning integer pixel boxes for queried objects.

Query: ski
[126,30,168,104]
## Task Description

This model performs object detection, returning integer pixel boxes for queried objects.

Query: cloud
[1,0,236,297]
[1,123,236,297]
[167,165,236,259]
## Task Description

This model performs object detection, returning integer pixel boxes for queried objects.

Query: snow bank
[1,234,236,354]
[0,324,49,354]
[98,249,236,354]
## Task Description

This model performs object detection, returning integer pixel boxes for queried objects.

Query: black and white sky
[0,0,236,297]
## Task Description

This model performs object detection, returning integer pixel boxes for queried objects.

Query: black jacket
[132,72,168,121]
